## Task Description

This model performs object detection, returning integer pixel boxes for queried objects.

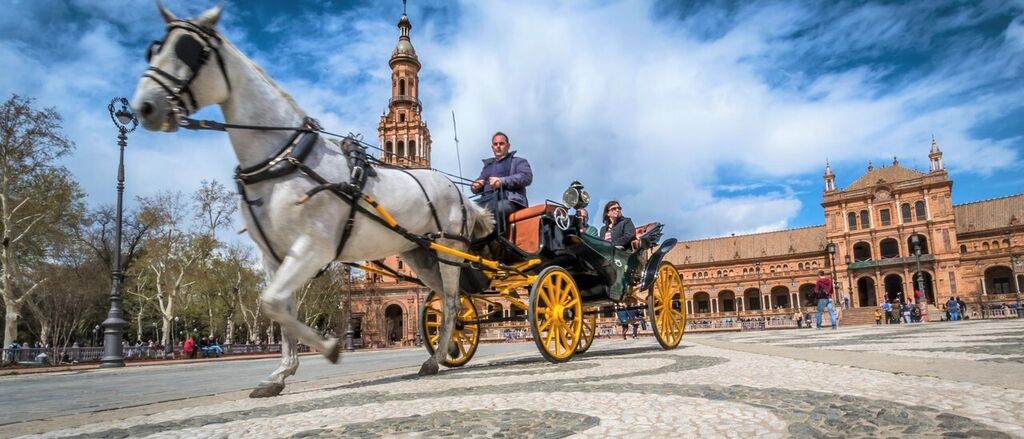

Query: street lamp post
[755,261,765,327]
[827,243,841,307]
[910,234,927,303]
[1012,252,1022,318]
[100,97,137,368]
[344,267,355,352]
[92,325,101,347]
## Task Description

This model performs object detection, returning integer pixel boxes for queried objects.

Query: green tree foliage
[0,94,84,355]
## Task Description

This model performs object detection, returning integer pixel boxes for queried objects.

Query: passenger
[577,207,599,237]
[471,131,533,228]
[599,200,636,249]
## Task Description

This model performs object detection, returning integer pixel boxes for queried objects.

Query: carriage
[363,181,687,366]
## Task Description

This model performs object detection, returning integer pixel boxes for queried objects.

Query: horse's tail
[464,195,495,240]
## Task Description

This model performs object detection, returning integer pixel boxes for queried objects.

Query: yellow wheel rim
[648,262,686,349]
[575,310,597,354]
[421,292,479,367]
[530,267,582,362]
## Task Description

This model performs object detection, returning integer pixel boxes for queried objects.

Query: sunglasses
[609,206,621,211]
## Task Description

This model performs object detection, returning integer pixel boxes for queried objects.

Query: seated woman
[599,200,636,250]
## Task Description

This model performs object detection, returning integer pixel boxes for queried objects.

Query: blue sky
[1,0,1022,242]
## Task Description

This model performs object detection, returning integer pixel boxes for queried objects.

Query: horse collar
[234,118,320,186]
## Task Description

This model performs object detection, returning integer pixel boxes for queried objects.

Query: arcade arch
[985,266,1014,295]
[857,277,877,307]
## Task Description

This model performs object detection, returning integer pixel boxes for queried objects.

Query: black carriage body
[460,200,677,305]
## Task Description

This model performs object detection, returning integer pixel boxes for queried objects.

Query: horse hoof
[447,342,460,359]
[418,359,439,376]
[324,338,342,364]
[249,382,285,398]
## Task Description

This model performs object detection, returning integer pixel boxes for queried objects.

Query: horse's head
[131,3,231,132]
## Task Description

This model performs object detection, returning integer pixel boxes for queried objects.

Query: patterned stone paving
[15,319,1024,438]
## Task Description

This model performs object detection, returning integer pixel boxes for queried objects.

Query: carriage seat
[508,204,558,254]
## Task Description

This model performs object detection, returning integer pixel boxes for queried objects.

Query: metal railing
[1,343,309,367]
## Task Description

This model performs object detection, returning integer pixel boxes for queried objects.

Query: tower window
[400,113,406,122]
[399,79,406,96]
[397,141,405,157]
[385,141,393,156]
[409,140,416,158]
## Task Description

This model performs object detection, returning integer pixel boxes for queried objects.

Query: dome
[394,39,416,56]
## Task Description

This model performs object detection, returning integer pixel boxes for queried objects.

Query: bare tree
[0,95,84,356]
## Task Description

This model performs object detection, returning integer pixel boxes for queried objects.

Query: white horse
[130,5,492,397]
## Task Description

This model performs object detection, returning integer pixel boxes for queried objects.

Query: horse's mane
[220,37,306,118]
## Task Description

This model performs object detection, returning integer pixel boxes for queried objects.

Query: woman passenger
[599,200,636,249]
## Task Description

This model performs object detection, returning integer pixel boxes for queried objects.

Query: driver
[471,131,533,222]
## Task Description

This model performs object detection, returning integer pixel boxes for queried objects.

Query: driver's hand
[488,177,502,189]
[471,179,484,191]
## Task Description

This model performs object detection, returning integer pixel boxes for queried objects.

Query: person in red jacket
[814,271,838,330]
[183,336,196,359]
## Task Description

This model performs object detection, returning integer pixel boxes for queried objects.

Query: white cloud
[2,0,1021,244]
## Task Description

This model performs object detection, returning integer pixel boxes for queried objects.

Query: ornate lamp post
[344,266,355,352]
[755,261,765,325]
[92,324,101,347]
[100,98,137,368]
[910,234,927,303]
[827,243,841,307]
[1012,252,1022,318]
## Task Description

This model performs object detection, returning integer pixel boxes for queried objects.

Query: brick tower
[378,6,431,168]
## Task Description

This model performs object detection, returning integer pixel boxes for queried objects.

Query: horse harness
[143,20,232,125]
[145,19,475,270]
[181,116,470,269]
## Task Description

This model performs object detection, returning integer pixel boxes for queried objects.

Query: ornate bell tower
[378,4,431,168]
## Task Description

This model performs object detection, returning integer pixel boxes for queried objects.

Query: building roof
[844,164,926,191]
[954,193,1024,234]
[668,225,827,266]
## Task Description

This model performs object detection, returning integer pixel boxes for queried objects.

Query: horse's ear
[196,5,223,28]
[156,1,176,23]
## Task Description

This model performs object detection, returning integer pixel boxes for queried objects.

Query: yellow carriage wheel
[529,266,582,363]
[575,310,598,354]
[420,291,479,367]
[647,261,686,349]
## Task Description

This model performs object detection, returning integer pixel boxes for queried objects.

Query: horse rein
[142,20,232,129]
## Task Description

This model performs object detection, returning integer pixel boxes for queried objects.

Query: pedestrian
[616,307,629,340]
[902,302,912,324]
[183,336,196,359]
[814,270,838,330]
[882,300,892,324]
[874,307,882,325]
[947,297,961,321]
[630,311,640,339]
[842,296,850,310]
[956,297,967,320]
[793,310,803,328]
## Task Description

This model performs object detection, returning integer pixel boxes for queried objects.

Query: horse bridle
[143,20,232,127]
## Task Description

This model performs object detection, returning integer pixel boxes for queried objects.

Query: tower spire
[379,3,431,168]
[823,158,836,192]
[929,135,944,172]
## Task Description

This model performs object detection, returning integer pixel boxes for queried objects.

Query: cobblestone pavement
[12,319,1024,438]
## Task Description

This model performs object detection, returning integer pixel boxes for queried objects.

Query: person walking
[882,300,892,324]
[183,336,196,359]
[902,302,913,324]
[616,307,629,340]
[814,271,838,329]
[793,310,803,329]
[947,297,961,321]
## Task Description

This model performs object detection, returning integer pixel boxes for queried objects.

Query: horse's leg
[250,298,301,398]
[399,247,454,376]
[261,236,341,361]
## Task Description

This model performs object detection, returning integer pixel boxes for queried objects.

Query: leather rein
[144,20,475,272]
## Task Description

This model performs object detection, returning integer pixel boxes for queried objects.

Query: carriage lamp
[100,97,138,368]
[562,180,590,209]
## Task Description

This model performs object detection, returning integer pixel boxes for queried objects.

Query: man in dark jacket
[471,132,533,228]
